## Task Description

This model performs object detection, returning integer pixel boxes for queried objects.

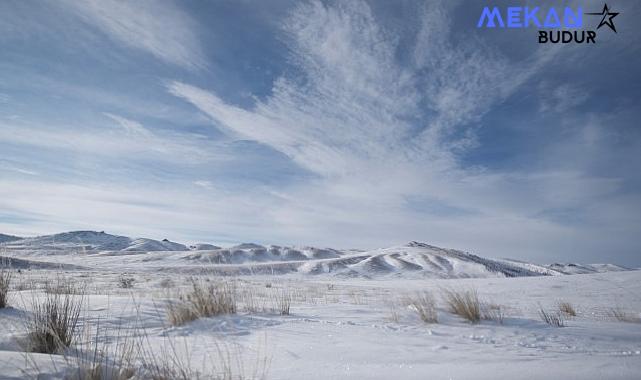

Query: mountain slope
[1,231,187,252]
[546,262,629,275]
[309,242,550,278]
[179,241,612,278]
[0,231,630,279]
[0,233,21,243]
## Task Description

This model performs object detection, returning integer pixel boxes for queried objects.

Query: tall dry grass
[25,291,83,353]
[274,289,292,316]
[609,307,640,323]
[65,326,136,380]
[480,302,505,324]
[538,306,565,327]
[406,292,438,323]
[558,301,576,317]
[442,289,480,323]
[0,268,11,308]
[167,279,237,326]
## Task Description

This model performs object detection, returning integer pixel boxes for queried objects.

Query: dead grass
[167,280,236,326]
[25,291,83,353]
[0,268,11,308]
[65,327,136,380]
[609,307,641,323]
[558,301,576,317]
[442,289,480,323]
[45,276,85,295]
[239,286,270,313]
[275,289,292,315]
[406,292,438,323]
[385,300,401,323]
[539,306,565,327]
[481,302,505,324]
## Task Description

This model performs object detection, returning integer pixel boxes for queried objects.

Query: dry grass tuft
[558,301,576,317]
[26,291,83,353]
[45,277,85,295]
[609,307,641,323]
[167,280,236,326]
[406,292,438,323]
[275,289,292,315]
[385,300,401,323]
[539,306,565,327]
[0,268,12,308]
[65,332,136,380]
[481,302,505,324]
[442,289,480,323]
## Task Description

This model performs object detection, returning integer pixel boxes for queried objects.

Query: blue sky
[1,0,640,265]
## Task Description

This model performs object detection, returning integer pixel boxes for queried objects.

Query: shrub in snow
[118,275,135,289]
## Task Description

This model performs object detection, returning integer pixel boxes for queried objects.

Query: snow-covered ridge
[0,233,21,244]
[0,231,630,278]
[0,230,188,252]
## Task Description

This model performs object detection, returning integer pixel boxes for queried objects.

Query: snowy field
[0,232,640,379]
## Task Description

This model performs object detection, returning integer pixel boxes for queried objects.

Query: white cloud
[193,180,214,190]
[0,161,39,176]
[539,83,590,113]
[0,114,224,164]
[2,0,637,265]
[58,0,206,69]
[163,0,632,262]
[168,0,540,203]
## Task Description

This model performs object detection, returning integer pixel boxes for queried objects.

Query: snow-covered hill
[184,244,343,264]
[123,238,188,252]
[0,231,187,252]
[546,262,629,275]
[0,233,21,243]
[0,231,630,278]
[189,243,221,251]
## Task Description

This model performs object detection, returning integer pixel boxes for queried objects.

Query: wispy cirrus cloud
[169,0,557,180]
[164,0,638,262]
[0,114,221,164]
[167,0,544,201]
[1,0,639,265]
[538,83,590,113]
[56,0,206,70]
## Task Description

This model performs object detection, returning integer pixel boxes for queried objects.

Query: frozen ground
[0,232,639,379]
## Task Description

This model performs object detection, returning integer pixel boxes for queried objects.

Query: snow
[190,243,221,251]
[123,238,188,252]
[0,234,21,244]
[2,231,188,253]
[0,231,639,379]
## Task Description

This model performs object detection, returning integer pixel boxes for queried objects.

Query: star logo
[586,3,619,33]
